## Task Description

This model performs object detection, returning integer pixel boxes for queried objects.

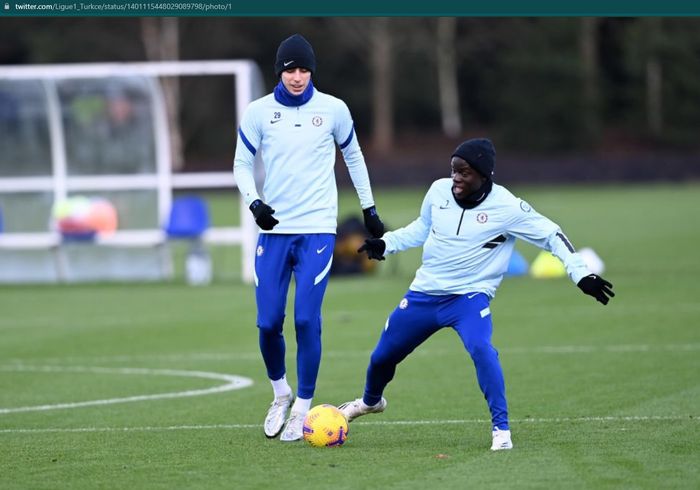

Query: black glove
[577,274,615,305]
[357,238,386,261]
[362,206,385,238]
[249,199,279,231]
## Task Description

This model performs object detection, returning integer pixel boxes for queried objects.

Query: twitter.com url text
[8,3,233,12]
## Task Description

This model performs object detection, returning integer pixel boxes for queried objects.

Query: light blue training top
[233,86,375,234]
[382,180,591,297]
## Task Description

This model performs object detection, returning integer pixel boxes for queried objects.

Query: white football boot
[490,427,513,451]
[338,397,387,422]
[264,393,294,438]
[279,411,306,442]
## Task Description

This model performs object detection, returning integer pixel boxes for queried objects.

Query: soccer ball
[302,404,349,447]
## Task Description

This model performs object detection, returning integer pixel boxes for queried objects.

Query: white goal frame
[0,60,265,283]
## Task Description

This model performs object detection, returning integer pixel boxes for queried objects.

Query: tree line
[2,17,699,162]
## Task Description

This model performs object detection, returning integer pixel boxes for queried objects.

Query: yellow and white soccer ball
[302,404,349,448]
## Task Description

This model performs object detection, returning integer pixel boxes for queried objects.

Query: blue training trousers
[363,290,509,430]
[254,233,335,399]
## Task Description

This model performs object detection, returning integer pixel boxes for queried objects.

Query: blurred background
[2,17,700,183]
[1,17,699,284]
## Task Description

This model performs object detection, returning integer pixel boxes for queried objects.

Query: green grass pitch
[1,183,698,489]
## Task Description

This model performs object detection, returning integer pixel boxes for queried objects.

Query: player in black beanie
[233,32,384,443]
[343,135,615,453]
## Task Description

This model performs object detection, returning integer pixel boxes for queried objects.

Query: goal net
[0,60,265,283]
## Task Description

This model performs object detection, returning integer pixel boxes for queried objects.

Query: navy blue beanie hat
[452,138,496,178]
[274,34,316,76]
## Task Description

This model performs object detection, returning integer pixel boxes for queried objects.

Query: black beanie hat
[274,34,316,77]
[452,138,496,178]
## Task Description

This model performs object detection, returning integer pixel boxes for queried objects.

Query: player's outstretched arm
[577,274,615,305]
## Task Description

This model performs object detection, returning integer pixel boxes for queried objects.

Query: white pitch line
[0,415,695,435]
[502,344,700,354]
[361,415,698,425]
[0,365,253,415]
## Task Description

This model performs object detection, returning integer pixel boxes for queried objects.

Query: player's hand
[357,238,386,261]
[249,199,279,231]
[362,206,385,238]
[577,274,615,305]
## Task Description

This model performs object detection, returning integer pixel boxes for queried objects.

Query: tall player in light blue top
[233,34,384,442]
[339,138,614,451]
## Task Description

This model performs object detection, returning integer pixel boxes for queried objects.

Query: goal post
[0,60,265,283]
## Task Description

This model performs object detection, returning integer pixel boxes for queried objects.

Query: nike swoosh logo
[270,119,281,124]
[316,245,327,254]
[439,200,449,209]
[283,60,294,66]
[466,292,480,299]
